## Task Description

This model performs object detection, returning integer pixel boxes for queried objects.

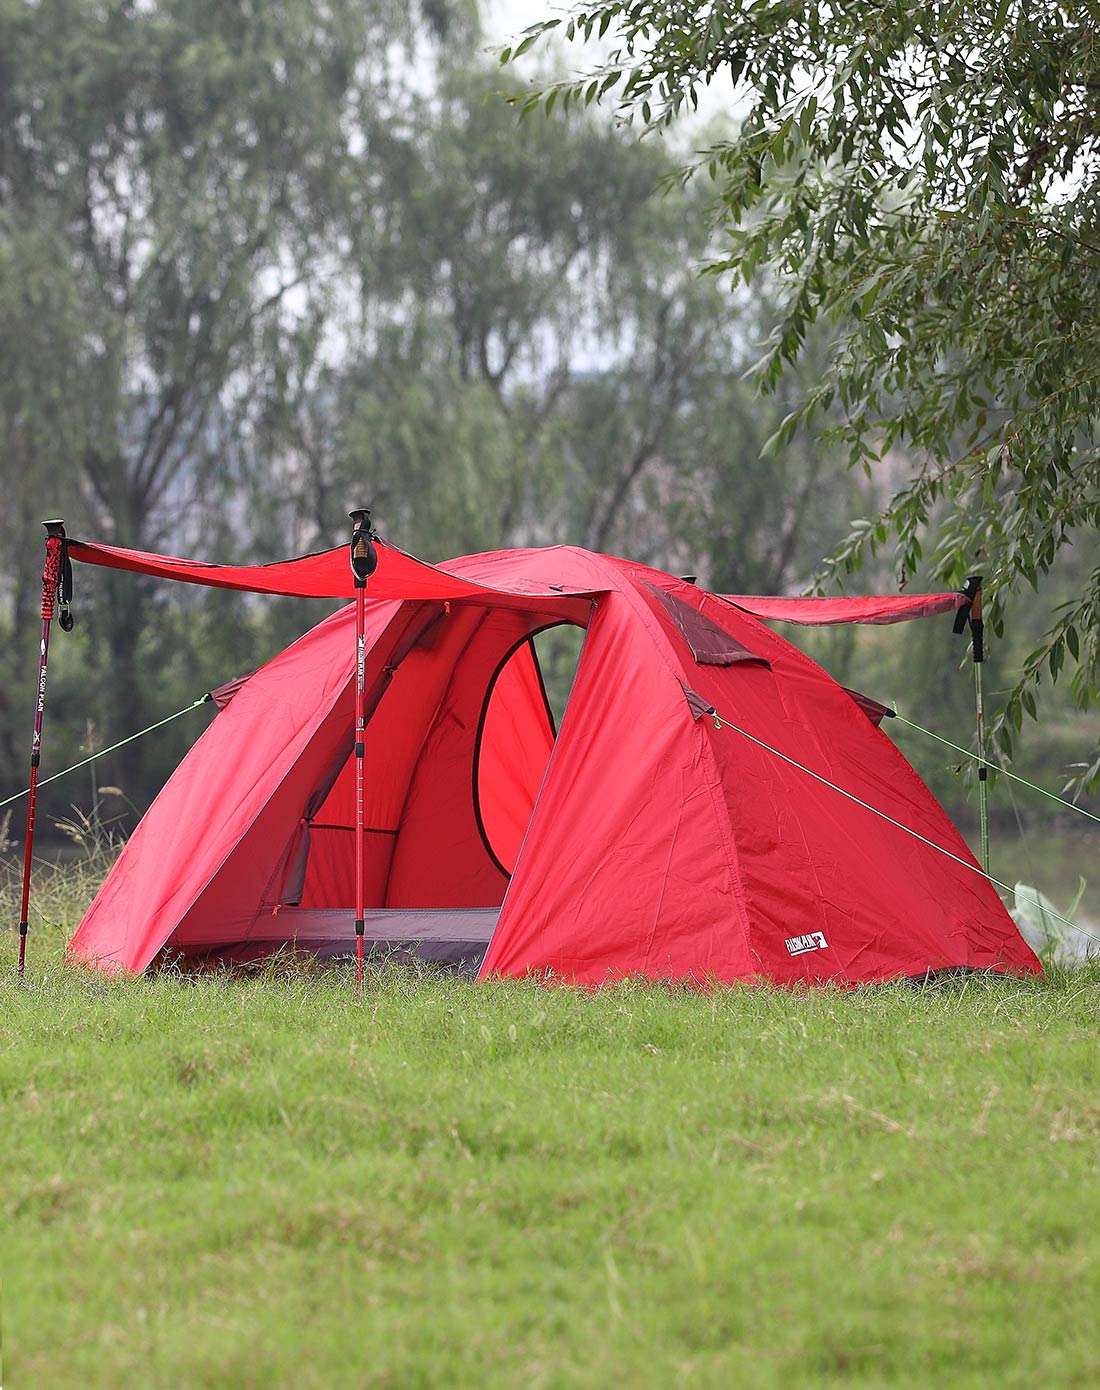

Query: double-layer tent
[28,528,1038,985]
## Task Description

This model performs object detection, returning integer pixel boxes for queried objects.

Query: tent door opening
[265,602,588,968]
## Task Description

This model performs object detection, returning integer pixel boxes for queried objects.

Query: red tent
[65,541,1039,984]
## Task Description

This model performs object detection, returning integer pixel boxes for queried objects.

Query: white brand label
[785,932,828,957]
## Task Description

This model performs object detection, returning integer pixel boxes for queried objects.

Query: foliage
[5,1,1094,833]
[252,64,868,582]
[1011,878,1095,965]
[0,0,468,785]
[4,29,860,816]
[504,0,1100,788]
[0,5,873,822]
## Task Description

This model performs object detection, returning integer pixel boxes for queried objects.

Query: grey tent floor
[171,906,499,975]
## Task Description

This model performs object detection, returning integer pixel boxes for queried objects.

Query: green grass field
[4,890,1100,1388]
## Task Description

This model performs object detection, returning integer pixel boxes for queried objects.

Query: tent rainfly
[24,523,1039,985]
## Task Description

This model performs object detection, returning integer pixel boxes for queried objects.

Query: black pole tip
[43,519,67,538]
[349,509,378,583]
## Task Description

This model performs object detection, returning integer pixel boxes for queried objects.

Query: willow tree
[252,63,865,588]
[0,0,469,790]
[506,1,1100,783]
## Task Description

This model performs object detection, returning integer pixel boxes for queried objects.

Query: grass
[4,864,1100,1388]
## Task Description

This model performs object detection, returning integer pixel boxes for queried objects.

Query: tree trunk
[102,569,148,808]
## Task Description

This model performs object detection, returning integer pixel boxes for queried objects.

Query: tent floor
[172,907,499,975]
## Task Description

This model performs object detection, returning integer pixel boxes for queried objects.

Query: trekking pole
[16,520,74,980]
[953,575,990,876]
[349,508,378,990]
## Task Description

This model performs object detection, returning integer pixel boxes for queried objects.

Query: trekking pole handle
[348,509,378,589]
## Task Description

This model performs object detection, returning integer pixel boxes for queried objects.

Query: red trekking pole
[348,509,378,990]
[16,520,74,980]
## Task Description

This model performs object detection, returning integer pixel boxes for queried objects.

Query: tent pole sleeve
[17,521,67,980]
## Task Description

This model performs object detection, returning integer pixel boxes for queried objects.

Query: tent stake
[16,520,72,980]
[348,509,378,990]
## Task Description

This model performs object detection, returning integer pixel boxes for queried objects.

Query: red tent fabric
[64,536,592,602]
[67,534,962,619]
[67,544,1039,986]
[723,592,965,625]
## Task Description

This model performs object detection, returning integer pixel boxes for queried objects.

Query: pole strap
[39,523,74,626]
[41,536,63,621]
[889,708,1100,828]
[952,575,983,649]
[57,538,74,631]
[705,706,1099,944]
[0,695,211,812]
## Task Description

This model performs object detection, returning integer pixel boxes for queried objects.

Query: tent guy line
[889,707,1100,829]
[0,695,212,813]
[707,707,1097,944]
[6,689,1092,840]
[7,681,1090,945]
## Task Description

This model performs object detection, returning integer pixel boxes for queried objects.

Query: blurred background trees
[0,0,1095,889]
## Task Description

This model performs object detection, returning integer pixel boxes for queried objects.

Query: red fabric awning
[721,592,965,626]
[66,538,528,602]
[65,535,963,625]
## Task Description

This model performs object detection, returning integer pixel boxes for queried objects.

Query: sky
[484,0,565,49]
[483,0,739,139]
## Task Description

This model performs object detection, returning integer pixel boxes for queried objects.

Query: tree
[0,221,90,780]
[0,0,468,791]
[506,1,1100,786]
[249,61,700,564]
[0,24,866,819]
[254,64,864,581]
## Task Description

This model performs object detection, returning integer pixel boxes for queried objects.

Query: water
[985,819,1099,937]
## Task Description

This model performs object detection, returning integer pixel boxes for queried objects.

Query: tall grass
[0,809,118,948]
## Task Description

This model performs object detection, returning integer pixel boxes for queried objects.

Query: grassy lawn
[4,913,1100,1388]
